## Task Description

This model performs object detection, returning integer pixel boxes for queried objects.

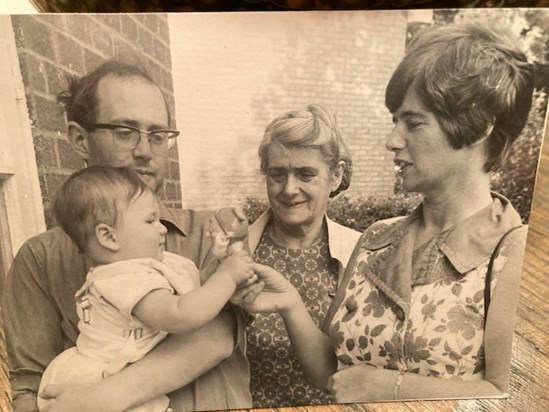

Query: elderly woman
[245,104,360,407]
[237,24,533,402]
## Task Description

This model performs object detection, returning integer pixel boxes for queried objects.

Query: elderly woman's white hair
[258,104,352,198]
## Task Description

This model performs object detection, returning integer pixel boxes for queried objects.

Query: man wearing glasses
[2,61,252,412]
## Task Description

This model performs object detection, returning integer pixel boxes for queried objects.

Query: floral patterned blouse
[324,194,526,380]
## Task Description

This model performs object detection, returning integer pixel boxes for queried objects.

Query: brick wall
[172,11,407,210]
[10,14,179,228]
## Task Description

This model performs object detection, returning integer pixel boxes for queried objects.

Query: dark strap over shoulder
[484,225,523,322]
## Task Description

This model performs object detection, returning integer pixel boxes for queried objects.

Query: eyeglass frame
[82,123,180,152]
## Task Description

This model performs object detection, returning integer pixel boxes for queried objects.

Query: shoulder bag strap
[484,225,523,322]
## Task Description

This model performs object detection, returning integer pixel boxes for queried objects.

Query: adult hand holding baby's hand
[217,250,255,286]
[231,263,301,315]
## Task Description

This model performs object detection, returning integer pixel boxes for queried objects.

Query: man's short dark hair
[57,60,170,127]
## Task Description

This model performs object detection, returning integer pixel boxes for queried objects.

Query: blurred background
[0,9,546,245]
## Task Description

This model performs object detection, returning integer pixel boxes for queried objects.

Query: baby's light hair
[53,166,152,252]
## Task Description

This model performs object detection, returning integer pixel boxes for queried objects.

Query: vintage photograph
[0,8,547,412]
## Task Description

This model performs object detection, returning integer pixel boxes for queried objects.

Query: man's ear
[95,223,120,252]
[331,160,345,191]
[67,121,91,162]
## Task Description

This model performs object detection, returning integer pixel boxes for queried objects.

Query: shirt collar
[361,192,523,274]
[325,216,361,267]
[437,193,522,273]
[248,208,358,266]
[159,203,187,237]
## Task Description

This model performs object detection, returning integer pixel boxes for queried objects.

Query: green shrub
[327,194,422,232]
[242,194,422,233]
[242,196,269,225]
[491,90,546,224]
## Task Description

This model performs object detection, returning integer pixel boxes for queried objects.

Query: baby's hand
[217,251,255,286]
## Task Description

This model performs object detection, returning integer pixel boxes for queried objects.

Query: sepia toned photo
[0,8,548,412]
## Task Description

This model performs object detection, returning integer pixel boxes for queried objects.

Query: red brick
[43,172,69,203]
[32,94,66,133]
[162,68,173,93]
[38,173,47,200]
[151,37,165,61]
[44,61,69,96]
[33,134,57,168]
[158,17,170,43]
[141,14,158,36]
[58,138,85,170]
[19,52,46,94]
[15,13,183,214]
[157,184,167,201]
[114,39,142,67]
[169,160,180,181]
[12,16,55,62]
[166,181,178,201]
[120,15,138,43]
[98,14,121,32]
[55,32,85,73]
[91,28,114,56]
[44,207,55,230]
[65,15,93,44]
[146,61,162,88]
[137,27,154,57]
[84,48,105,73]
[34,15,66,29]
[166,94,176,120]
[148,15,163,38]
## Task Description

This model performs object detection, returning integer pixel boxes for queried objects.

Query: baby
[38,166,255,412]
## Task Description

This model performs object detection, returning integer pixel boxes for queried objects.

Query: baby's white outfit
[38,252,199,412]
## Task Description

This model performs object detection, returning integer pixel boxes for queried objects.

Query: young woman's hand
[327,364,396,402]
[230,263,301,314]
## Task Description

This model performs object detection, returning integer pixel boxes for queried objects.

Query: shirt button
[166,408,174,412]
[345,297,358,312]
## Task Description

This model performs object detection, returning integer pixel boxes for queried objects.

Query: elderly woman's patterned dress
[325,195,525,380]
[247,231,338,407]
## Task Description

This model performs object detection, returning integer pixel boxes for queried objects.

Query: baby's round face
[115,191,167,262]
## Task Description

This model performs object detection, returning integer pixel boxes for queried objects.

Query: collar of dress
[248,208,357,267]
[354,192,522,314]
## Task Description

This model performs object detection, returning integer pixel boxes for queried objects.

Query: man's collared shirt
[2,205,251,412]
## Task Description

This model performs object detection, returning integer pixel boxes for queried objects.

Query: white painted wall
[0,15,46,276]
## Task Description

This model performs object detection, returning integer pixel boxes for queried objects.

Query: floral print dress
[325,195,525,380]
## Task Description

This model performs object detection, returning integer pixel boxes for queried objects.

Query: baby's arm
[134,251,254,334]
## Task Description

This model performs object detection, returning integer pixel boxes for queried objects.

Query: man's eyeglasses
[85,123,180,152]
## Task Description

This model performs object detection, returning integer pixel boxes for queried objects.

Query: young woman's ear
[95,223,120,252]
[331,160,345,191]
[67,121,91,162]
